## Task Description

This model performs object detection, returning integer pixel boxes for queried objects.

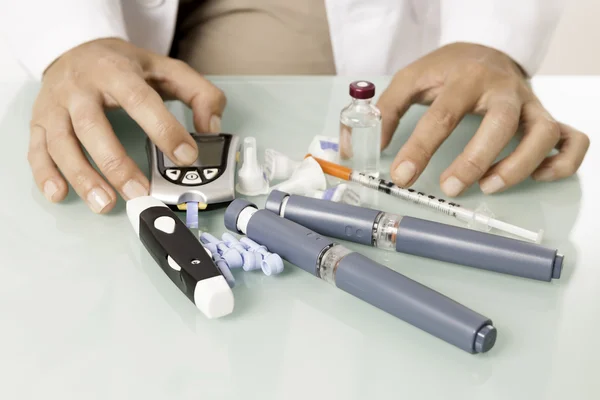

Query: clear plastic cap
[264,149,301,182]
[235,137,269,196]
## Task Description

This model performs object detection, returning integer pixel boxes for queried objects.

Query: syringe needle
[309,155,543,243]
[487,218,544,244]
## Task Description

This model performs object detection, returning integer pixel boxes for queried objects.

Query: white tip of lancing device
[308,135,339,163]
[235,137,269,196]
[194,275,234,318]
[263,148,301,182]
[270,156,326,196]
[126,196,168,236]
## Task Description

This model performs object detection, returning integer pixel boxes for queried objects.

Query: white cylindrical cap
[193,276,234,318]
[308,135,339,163]
[236,137,269,196]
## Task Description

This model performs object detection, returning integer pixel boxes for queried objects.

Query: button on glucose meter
[166,169,181,181]
[182,171,202,185]
[203,168,218,180]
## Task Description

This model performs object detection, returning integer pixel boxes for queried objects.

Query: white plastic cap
[235,137,269,196]
[319,185,346,202]
[126,196,168,236]
[261,253,284,276]
[222,248,244,269]
[193,275,234,318]
[264,149,301,182]
[270,157,326,196]
[242,251,263,271]
[307,189,325,199]
[308,135,339,163]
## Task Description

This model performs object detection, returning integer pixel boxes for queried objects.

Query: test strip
[186,201,199,229]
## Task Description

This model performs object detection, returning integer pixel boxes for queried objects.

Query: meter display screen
[163,137,224,168]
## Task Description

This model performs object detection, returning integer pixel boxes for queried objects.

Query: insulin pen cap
[265,190,288,215]
[224,199,256,234]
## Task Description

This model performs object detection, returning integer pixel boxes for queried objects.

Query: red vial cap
[349,81,375,99]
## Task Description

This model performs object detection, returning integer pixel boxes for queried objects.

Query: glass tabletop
[0,76,598,399]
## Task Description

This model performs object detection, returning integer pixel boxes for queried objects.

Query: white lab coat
[0,0,564,80]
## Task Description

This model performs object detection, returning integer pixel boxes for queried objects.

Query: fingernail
[173,143,197,164]
[479,174,506,194]
[441,176,466,197]
[122,179,148,200]
[210,115,221,133]
[43,180,58,201]
[392,161,417,186]
[87,187,111,213]
[533,168,555,181]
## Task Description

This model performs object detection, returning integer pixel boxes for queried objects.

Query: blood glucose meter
[147,132,240,210]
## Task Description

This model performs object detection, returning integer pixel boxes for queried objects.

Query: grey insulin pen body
[265,191,564,282]
[224,199,497,354]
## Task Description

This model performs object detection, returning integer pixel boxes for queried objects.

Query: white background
[1,0,599,81]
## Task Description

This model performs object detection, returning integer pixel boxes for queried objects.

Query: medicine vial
[339,81,382,177]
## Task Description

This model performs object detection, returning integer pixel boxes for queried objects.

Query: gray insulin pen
[265,191,564,282]
[224,199,497,354]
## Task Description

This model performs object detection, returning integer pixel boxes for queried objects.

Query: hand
[28,38,226,213]
[377,43,590,197]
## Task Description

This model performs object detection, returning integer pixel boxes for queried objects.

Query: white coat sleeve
[438,0,565,76]
[0,0,129,80]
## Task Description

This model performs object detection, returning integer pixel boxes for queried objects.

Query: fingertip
[86,186,117,214]
[532,167,555,182]
[43,177,68,203]
[440,176,467,197]
[378,107,401,151]
[209,114,221,133]
[193,109,223,134]
[172,141,198,165]
[192,113,204,133]
[380,125,396,151]
[478,174,507,195]
[122,178,149,201]
[390,159,418,187]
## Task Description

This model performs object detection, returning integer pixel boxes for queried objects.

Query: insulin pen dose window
[163,137,225,168]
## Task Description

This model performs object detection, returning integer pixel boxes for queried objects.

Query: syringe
[308,156,544,243]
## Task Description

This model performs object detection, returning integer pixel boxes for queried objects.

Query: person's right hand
[28,38,226,213]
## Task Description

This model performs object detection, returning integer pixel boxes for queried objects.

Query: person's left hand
[376,42,590,197]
